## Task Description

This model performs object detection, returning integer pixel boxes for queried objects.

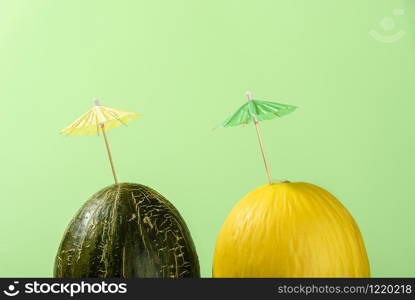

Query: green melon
[54,183,200,278]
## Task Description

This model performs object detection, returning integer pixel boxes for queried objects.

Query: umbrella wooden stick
[100,123,119,184]
[246,92,273,184]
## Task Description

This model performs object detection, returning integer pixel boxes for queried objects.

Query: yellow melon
[213,182,370,277]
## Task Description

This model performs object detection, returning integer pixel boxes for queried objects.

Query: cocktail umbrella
[60,99,139,184]
[217,92,297,184]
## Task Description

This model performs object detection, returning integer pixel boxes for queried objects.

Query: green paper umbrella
[217,92,298,184]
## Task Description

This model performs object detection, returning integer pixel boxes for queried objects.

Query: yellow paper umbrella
[60,99,139,184]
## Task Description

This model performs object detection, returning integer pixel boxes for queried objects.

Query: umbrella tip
[245,91,253,101]
[93,98,101,106]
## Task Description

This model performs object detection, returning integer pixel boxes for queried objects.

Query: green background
[0,0,414,277]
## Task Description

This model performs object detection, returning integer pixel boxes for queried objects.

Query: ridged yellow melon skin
[213,182,370,278]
